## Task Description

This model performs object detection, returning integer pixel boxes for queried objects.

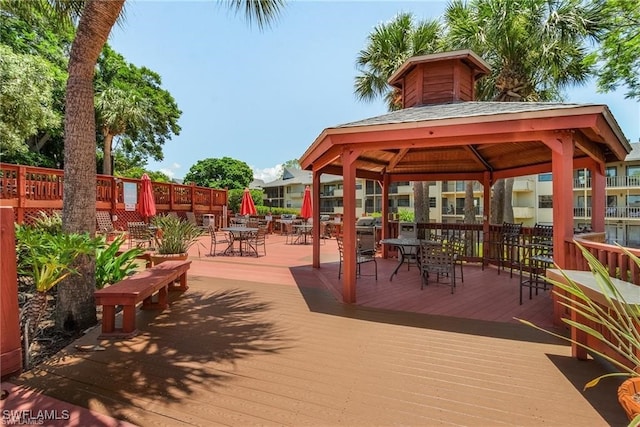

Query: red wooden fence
[0,163,228,230]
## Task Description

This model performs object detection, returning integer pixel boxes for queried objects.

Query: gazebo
[299,50,631,304]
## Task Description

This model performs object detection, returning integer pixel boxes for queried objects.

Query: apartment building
[262,142,640,246]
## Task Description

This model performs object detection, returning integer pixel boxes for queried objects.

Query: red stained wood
[0,207,22,379]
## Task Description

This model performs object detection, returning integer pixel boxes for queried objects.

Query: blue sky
[109,0,640,182]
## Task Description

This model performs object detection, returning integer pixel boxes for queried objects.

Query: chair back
[127,222,150,239]
[420,241,455,272]
[532,224,553,245]
[96,211,115,233]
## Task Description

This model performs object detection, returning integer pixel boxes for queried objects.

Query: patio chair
[498,222,523,277]
[419,241,456,293]
[518,224,554,304]
[448,235,467,283]
[244,226,267,257]
[337,235,377,280]
[209,225,231,256]
[127,222,154,249]
[96,211,123,241]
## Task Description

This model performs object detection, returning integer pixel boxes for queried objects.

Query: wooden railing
[0,163,228,227]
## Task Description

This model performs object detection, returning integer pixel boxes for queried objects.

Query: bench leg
[169,271,188,292]
[141,284,169,310]
[101,305,116,334]
[122,304,137,334]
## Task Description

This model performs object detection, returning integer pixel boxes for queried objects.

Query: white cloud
[159,163,181,179]
[253,164,283,183]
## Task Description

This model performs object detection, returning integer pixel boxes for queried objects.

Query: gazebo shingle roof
[336,101,598,128]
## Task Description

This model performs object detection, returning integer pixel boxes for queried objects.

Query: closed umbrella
[300,186,312,220]
[138,173,156,222]
[240,188,257,216]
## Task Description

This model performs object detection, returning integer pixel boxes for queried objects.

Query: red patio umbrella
[138,173,156,222]
[240,188,257,216]
[300,185,312,220]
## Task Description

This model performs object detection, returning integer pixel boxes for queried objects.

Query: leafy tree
[117,166,172,183]
[3,0,284,333]
[228,188,264,214]
[0,45,60,156]
[184,157,254,190]
[282,159,300,170]
[0,8,71,166]
[95,45,182,175]
[595,0,640,100]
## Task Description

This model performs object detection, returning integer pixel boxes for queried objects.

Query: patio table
[379,238,439,281]
[221,226,258,256]
[292,224,313,244]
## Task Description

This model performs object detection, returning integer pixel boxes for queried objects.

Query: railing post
[16,166,26,224]
[1,206,22,378]
[169,182,175,212]
[190,182,196,213]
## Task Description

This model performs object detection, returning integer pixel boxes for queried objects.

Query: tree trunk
[423,182,430,223]
[464,181,475,224]
[413,181,425,223]
[102,131,113,175]
[503,178,514,223]
[57,0,124,332]
[490,179,505,224]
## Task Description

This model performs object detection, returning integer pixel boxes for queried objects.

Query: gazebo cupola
[388,49,491,108]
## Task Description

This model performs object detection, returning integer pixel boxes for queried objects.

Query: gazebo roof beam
[387,148,410,170]
[465,145,494,171]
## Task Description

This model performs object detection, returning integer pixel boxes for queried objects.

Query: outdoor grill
[356,217,381,251]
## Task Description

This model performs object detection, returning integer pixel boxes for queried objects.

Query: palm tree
[95,86,150,175]
[3,0,285,332]
[444,0,602,223]
[354,12,443,221]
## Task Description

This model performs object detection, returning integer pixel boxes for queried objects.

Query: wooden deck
[2,234,627,425]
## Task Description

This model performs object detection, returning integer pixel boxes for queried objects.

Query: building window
[606,166,617,178]
[429,197,436,208]
[627,165,640,177]
[539,195,553,208]
[538,173,552,182]
[397,196,410,207]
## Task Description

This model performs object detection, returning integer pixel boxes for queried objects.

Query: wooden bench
[547,268,640,368]
[94,260,191,339]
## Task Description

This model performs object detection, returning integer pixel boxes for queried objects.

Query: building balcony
[513,206,534,219]
[512,180,534,192]
[573,176,640,189]
[574,206,640,219]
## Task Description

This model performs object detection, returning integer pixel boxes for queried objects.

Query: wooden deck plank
[4,234,627,425]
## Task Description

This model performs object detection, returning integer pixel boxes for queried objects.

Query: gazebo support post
[312,170,321,268]
[341,148,360,304]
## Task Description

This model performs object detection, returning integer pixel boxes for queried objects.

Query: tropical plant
[95,234,143,289]
[517,243,640,396]
[354,12,443,223]
[445,0,602,223]
[15,225,98,339]
[152,214,204,255]
[0,0,284,333]
[31,210,62,234]
[95,44,182,175]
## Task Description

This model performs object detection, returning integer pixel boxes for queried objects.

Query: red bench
[94,260,191,339]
